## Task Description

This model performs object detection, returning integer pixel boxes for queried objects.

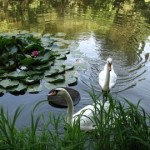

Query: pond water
[0,0,150,128]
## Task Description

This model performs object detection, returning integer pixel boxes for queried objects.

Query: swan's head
[48,88,67,97]
[106,57,112,71]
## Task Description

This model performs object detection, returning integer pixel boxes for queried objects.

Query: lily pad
[53,42,65,48]
[0,87,6,93]
[49,61,54,66]
[65,65,74,71]
[56,54,66,60]
[44,69,59,77]
[51,65,65,74]
[54,60,65,66]
[25,43,44,53]
[23,75,41,84]
[21,57,35,66]
[34,63,50,71]
[45,75,65,83]
[35,51,52,64]
[5,61,16,70]
[27,84,42,93]
[40,54,51,64]
[64,50,70,54]
[42,33,52,37]
[0,79,19,89]
[0,70,5,75]
[44,82,55,90]
[66,76,78,86]
[8,83,27,92]
[9,45,18,55]
[0,53,9,65]
[26,70,43,76]
[0,33,79,95]
[41,35,54,45]
[58,50,70,55]
[44,82,66,90]
[8,71,27,79]
[0,73,8,79]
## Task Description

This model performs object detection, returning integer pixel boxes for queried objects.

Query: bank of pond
[0,91,150,150]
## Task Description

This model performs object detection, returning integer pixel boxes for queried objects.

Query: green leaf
[41,36,52,47]
[57,50,70,55]
[0,73,8,79]
[21,57,35,66]
[52,65,65,74]
[25,43,44,53]
[44,82,66,90]
[0,79,19,89]
[0,33,78,93]
[23,75,41,84]
[66,76,77,86]
[5,61,16,70]
[9,45,18,55]
[45,75,65,83]
[44,69,59,77]
[8,71,27,79]
[0,70,5,75]
[0,87,6,93]
[17,54,25,62]
[26,70,43,76]
[54,60,65,66]
[34,63,50,71]
[56,54,66,60]
[65,65,74,71]
[44,82,56,90]
[0,53,9,65]
[8,83,27,92]
[27,84,42,93]
[35,51,52,64]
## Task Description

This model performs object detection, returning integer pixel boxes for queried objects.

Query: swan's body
[99,58,117,92]
[48,88,110,131]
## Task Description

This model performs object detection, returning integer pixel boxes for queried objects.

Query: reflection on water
[0,0,150,126]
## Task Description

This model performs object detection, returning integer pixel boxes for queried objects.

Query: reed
[0,91,150,150]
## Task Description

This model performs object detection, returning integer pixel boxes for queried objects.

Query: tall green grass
[0,91,150,150]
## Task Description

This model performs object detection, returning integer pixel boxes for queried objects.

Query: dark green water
[0,0,150,127]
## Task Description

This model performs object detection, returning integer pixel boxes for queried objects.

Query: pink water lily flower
[31,50,39,57]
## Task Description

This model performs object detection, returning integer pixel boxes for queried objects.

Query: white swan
[99,58,117,92]
[48,88,110,131]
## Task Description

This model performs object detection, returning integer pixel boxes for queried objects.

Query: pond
[0,0,150,128]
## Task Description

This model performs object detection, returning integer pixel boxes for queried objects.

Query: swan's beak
[48,90,57,96]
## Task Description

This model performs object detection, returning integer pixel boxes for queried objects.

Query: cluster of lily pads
[0,32,77,95]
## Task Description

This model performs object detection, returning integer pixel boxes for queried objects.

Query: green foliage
[0,32,77,94]
[0,79,19,89]
[0,91,150,150]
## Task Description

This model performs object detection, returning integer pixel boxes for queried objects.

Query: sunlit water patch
[62,30,148,97]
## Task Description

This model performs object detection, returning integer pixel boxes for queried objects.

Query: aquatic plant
[0,90,150,150]
[0,32,77,95]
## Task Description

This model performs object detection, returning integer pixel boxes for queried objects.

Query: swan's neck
[62,89,73,125]
[103,65,110,91]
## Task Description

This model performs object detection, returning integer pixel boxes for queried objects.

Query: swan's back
[72,101,110,130]
[72,105,94,126]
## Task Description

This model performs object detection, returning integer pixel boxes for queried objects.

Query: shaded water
[0,0,150,127]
